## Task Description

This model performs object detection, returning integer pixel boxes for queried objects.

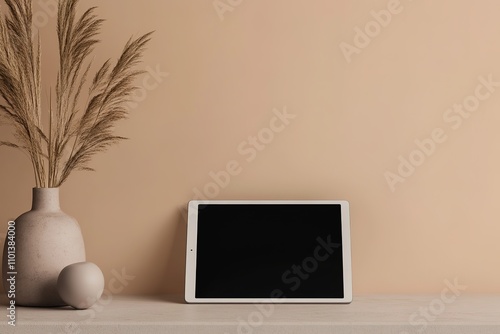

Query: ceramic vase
[2,188,86,306]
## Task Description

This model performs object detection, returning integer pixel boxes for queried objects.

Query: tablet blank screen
[195,204,344,299]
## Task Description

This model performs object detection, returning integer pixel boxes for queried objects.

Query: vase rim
[31,187,60,210]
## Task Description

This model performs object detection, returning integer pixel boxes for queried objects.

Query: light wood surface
[1,294,500,333]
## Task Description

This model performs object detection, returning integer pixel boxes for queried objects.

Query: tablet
[185,200,352,303]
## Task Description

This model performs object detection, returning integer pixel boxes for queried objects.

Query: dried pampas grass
[0,0,152,187]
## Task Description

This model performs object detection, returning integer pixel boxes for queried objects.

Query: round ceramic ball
[57,262,104,309]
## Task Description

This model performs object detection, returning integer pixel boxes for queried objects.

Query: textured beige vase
[2,188,86,306]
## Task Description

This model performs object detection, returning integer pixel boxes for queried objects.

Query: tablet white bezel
[185,200,352,303]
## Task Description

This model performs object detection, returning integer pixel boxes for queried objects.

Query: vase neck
[31,188,61,211]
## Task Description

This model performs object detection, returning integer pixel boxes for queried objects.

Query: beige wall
[1,0,500,295]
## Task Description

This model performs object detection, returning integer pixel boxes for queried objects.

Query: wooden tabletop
[1,294,500,333]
